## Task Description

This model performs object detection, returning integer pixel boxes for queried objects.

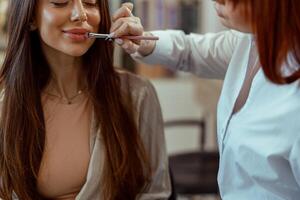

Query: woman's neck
[42,45,86,99]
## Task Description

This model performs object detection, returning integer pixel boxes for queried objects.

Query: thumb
[122,2,134,14]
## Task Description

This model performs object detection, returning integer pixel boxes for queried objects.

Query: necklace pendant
[45,87,86,105]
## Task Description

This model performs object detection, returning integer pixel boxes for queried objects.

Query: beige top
[38,95,92,199]
[3,72,171,200]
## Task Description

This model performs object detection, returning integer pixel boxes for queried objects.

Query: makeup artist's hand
[111,3,156,56]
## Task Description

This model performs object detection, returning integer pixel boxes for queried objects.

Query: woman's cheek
[88,11,101,31]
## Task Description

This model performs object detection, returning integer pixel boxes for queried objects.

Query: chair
[165,119,220,198]
[168,166,177,200]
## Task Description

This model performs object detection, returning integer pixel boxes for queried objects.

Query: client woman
[0,0,171,199]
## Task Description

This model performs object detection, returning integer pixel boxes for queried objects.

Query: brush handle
[87,33,159,41]
[118,35,159,41]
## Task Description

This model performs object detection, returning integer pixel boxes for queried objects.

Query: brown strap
[232,47,260,114]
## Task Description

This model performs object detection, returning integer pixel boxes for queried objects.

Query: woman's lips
[63,29,89,41]
[64,32,87,41]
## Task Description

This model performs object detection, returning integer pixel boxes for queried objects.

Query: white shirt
[132,30,300,200]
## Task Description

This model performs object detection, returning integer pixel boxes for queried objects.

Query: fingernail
[115,38,124,45]
[123,43,128,49]
[109,32,115,38]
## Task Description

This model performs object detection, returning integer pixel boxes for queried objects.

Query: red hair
[229,0,300,84]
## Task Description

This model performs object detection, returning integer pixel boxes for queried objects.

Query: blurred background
[0,0,226,199]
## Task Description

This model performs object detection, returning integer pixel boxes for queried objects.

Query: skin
[34,0,100,99]
[213,0,251,33]
[111,1,252,57]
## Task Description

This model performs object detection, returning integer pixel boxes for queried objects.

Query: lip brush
[86,32,159,41]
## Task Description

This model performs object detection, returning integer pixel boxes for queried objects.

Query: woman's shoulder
[116,70,158,106]
[228,29,250,39]
[116,70,161,125]
[223,29,253,47]
[117,70,154,94]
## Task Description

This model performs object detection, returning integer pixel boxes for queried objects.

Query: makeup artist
[112,1,300,199]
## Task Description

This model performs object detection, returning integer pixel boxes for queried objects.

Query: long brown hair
[0,0,150,199]
[228,0,300,84]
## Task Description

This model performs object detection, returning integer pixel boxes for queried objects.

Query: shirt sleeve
[136,80,171,200]
[132,29,243,80]
[290,136,300,187]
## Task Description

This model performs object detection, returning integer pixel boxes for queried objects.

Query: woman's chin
[58,40,94,57]
[62,48,89,57]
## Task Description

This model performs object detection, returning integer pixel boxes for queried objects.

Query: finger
[131,39,141,46]
[122,2,134,13]
[113,21,143,39]
[110,17,137,33]
[112,4,133,22]
[121,39,139,54]
[110,19,123,33]
[114,35,141,46]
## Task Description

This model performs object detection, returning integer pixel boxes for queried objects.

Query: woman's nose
[71,1,88,22]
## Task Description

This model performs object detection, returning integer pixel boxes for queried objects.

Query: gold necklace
[45,89,86,105]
